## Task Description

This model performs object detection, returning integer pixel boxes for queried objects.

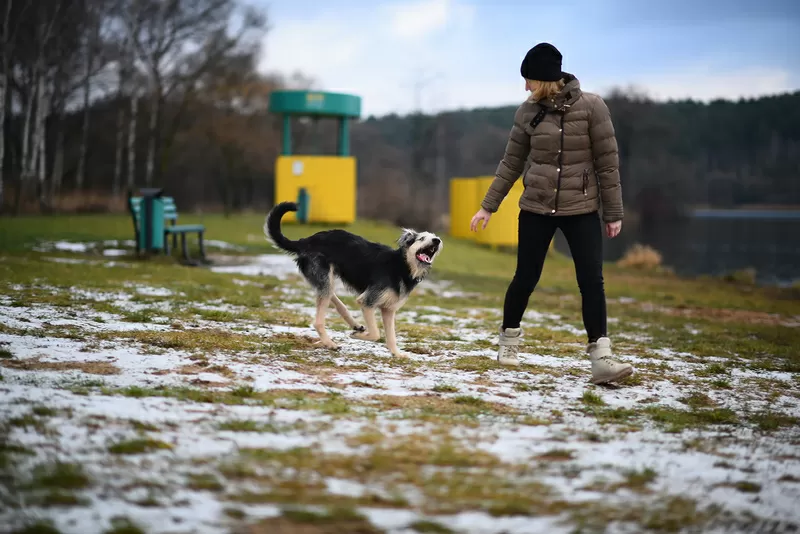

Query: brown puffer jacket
[480,73,623,222]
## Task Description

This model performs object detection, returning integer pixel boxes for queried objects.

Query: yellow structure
[449,178,480,239]
[274,156,356,224]
[449,176,524,247]
[269,90,361,225]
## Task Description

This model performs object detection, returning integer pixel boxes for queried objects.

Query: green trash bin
[296,188,310,224]
[138,188,166,253]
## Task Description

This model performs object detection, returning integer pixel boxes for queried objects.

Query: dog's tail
[264,201,302,254]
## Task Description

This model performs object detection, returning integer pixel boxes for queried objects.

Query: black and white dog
[265,202,443,357]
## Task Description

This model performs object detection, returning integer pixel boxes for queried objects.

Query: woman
[469,42,633,385]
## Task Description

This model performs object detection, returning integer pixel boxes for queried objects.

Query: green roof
[269,90,361,118]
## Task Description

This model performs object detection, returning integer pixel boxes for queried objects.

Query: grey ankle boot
[497,327,521,366]
[588,337,633,384]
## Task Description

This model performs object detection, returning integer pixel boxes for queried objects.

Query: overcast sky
[255,0,800,117]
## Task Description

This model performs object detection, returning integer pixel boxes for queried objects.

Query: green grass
[3,212,797,314]
[108,438,174,455]
[581,390,606,407]
[11,523,62,534]
[409,520,456,533]
[103,518,146,534]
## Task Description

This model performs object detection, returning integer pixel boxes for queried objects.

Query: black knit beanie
[520,43,563,82]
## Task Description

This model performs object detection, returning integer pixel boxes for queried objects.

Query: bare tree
[16,0,63,211]
[124,0,267,186]
[0,0,21,209]
[113,29,134,196]
[33,73,50,205]
[75,4,100,190]
[127,87,138,191]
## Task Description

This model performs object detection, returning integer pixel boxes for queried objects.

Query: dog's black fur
[265,201,442,355]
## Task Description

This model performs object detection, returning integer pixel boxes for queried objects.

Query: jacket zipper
[582,169,589,197]
[553,112,566,213]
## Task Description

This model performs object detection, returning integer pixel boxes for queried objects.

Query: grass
[108,438,174,455]
[244,506,383,533]
[409,520,455,533]
[11,523,62,534]
[617,243,663,270]
[103,518,146,534]
[187,473,224,492]
[1,213,799,533]
[29,461,91,490]
[581,390,606,406]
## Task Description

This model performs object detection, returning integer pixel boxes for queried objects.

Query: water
[553,210,800,287]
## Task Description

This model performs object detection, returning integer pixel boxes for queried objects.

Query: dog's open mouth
[415,246,438,265]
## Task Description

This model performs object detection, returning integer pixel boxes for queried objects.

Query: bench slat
[165,224,205,233]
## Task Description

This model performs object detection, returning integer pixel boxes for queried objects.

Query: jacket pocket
[582,169,589,197]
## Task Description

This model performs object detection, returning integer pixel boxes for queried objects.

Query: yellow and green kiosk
[269,90,362,224]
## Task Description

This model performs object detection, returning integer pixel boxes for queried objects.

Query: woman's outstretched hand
[606,220,622,238]
[470,208,492,232]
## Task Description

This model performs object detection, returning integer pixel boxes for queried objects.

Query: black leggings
[502,210,607,342]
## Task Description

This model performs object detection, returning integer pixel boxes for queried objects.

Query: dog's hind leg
[330,294,365,333]
[381,308,407,358]
[298,255,338,350]
[351,306,380,341]
[313,294,338,349]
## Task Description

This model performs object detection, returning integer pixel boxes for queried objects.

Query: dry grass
[3,188,130,215]
[617,243,663,270]
[1,357,120,375]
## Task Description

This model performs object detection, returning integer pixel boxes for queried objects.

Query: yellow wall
[449,178,480,239]
[449,175,524,247]
[275,156,356,224]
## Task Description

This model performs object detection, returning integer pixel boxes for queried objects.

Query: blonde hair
[526,78,565,102]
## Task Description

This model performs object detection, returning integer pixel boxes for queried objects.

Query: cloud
[386,0,474,39]
[258,2,798,118]
[259,0,480,117]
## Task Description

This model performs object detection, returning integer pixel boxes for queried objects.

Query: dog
[264,202,443,357]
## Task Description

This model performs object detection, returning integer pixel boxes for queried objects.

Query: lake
[552,209,800,287]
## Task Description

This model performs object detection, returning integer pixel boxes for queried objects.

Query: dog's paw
[391,351,410,359]
[314,340,339,350]
[350,330,379,341]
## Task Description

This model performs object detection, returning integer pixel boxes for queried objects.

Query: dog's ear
[398,228,417,247]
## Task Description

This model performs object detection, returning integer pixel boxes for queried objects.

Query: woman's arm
[480,104,532,213]
[589,95,624,222]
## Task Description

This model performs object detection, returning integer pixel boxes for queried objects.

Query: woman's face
[524,79,531,92]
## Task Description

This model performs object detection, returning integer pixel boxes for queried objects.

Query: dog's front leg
[351,307,380,341]
[380,308,408,358]
[313,295,338,350]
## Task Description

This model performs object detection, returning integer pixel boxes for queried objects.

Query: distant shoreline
[690,207,800,220]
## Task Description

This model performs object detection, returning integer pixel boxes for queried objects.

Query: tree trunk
[50,111,64,204]
[145,92,160,186]
[0,73,6,210]
[20,79,35,182]
[127,93,138,191]
[0,0,10,212]
[113,102,125,196]
[34,74,50,209]
[76,54,92,191]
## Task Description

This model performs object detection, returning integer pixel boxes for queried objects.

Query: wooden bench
[128,195,207,264]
